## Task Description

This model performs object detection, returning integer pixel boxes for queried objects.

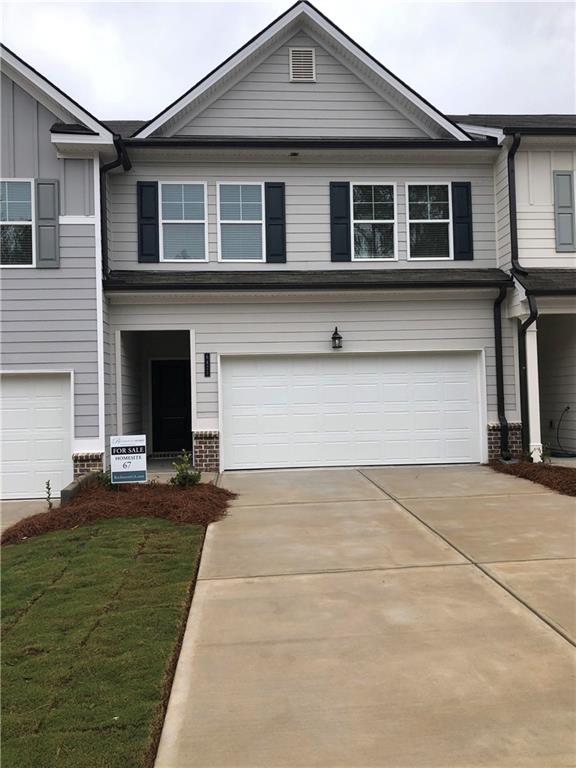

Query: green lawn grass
[2,517,205,768]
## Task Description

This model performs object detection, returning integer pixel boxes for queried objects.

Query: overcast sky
[2,0,575,120]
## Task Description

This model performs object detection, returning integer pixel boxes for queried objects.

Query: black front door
[151,360,192,453]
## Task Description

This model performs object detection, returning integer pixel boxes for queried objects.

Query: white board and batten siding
[1,73,94,217]
[108,158,497,271]
[108,296,519,441]
[515,149,576,268]
[171,33,431,139]
[221,353,483,469]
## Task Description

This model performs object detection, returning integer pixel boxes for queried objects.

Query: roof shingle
[105,268,512,292]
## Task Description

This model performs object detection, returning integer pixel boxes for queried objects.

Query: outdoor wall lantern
[331,327,343,350]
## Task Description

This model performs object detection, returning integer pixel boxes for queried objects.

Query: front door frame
[149,357,192,453]
[114,328,196,441]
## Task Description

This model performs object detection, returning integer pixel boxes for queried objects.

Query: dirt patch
[1,481,236,546]
[490,460,576,496]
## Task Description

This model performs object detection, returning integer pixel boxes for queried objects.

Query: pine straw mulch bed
[1,480,236,546]
[490,460,576,496]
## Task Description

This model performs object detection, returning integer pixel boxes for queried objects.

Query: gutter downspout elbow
[493,286,511,461]
[100,135,132,275]
[518,294,539,457]
[507,132,528,276]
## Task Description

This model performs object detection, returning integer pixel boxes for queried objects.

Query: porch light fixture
[331,326,343,350]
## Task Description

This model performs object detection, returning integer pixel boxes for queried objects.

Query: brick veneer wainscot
[73,452,104,479]
[193,427,521,470]
[487,423,522,461]
[193,432,220,472]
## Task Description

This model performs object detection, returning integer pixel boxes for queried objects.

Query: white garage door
[221,353,482,470]
[1,374,73,499]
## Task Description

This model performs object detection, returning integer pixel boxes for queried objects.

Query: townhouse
[1,1,574,498]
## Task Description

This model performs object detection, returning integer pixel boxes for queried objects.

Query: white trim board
[93,156,106,458]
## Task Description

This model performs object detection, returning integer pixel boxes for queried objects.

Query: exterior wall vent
[289,48,316,82]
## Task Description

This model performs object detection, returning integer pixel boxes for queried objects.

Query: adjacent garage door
[221,353,482,470]
[1,374,73,499]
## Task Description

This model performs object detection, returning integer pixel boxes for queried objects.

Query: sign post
[110,435,147,484]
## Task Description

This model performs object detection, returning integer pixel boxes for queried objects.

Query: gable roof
[132,1,470,141]
[0,43,113,143]
[104,120,147,138]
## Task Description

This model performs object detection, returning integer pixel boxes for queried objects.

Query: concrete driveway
[156,465,576,768]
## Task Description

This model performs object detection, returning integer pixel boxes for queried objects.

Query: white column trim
[525,322,543,462]
[115,329,123,434]
[73,439,103,454]
[189,329,197,432]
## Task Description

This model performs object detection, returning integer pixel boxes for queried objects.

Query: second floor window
[352,184,395,259]
[160,183,206,261]
[407,184,451,259]
[1,180,34,266]
[219,183,265,261]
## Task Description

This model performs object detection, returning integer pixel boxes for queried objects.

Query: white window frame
[217,182,266,263]
[350,181,397,261]
[158,181,208,263]
[0,178,36,269]
[406,181,453,261]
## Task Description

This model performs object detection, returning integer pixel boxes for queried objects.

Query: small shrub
[93,470,113,489]
[170,450,201,488]
[45,480,53,510]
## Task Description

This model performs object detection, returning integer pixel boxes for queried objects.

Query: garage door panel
[1,374,72,499]
[222,354,482,469]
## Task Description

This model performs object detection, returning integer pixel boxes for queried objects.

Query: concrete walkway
[0,499,59,533]
[156,465,576,768]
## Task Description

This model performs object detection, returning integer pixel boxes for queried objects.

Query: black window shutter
[265,182,286,263]
[137,181,159,263]
[35,179,60,269]
[330,182,351,261]
[451,181,473,261]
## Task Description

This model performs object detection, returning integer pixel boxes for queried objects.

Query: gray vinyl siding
[0,224,99,437]
[494,145,511,270]
[103,296,115,447]
[539,315,576,452]
[120,332,142,435]
[109,295,519,428]
[0,73,94,215]
[173,33,430,139]
[109,157,498,270]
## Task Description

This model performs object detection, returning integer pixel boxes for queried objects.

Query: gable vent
[289,47,316,82]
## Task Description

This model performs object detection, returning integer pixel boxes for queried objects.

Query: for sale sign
[110,435,147,483]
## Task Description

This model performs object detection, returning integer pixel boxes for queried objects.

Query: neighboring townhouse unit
[0,45,117,498]
[1,1,574,499]
[502,119,576,459]
[449,115,576,460]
